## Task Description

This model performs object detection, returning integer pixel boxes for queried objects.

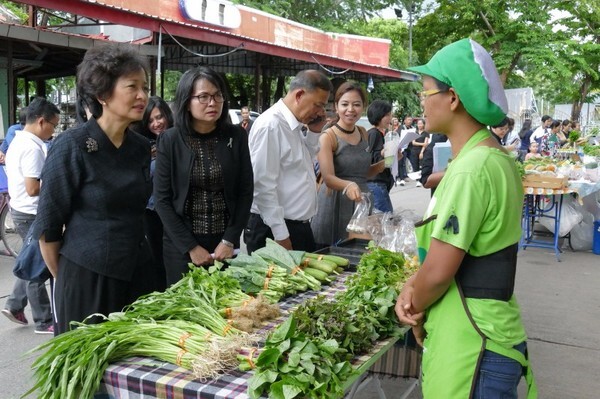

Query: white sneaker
[398,180,405,186]
[416,182,422,187]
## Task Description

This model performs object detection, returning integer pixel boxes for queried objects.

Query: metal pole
[408,2,413,65]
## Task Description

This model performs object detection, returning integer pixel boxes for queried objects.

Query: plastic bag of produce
[346,192,371,234]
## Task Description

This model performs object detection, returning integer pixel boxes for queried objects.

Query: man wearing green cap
[395,38,537,398]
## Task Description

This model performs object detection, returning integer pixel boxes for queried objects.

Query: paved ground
[1,179,599,398]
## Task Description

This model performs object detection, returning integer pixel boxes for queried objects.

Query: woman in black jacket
[154,67,253,286]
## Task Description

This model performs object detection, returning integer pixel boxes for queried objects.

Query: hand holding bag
[13,222,50,283]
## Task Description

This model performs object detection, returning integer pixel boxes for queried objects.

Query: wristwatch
[221,239,234,248]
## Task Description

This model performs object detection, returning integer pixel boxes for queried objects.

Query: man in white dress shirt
[244,70,332,253]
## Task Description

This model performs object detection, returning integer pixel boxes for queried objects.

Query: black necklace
[334,123,355,135]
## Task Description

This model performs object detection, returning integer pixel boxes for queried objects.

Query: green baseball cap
[408,38,508,126]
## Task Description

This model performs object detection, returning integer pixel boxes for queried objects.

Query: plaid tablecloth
[97,272,401,399]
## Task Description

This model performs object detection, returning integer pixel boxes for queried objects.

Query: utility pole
[396,1,416,66]
[408,1,413,65]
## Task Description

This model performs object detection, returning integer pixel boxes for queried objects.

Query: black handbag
[12,224,50,283]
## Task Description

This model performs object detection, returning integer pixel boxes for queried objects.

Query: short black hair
[77,42,150,119]
[491,117,510,128]
[25,97,60,124]
[541,115,552,122]
[367,100,392,126]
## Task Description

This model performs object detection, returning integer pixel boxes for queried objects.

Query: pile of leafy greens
[247,243,418,399]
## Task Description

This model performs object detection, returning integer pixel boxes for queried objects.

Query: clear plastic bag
[346,192,372,234]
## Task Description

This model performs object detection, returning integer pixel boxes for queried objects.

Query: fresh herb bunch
[569,130,580,144]
[293,295,378,357]
[247,317,355,399]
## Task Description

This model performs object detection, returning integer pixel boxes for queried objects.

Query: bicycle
[0,165,22,257]
[0,192,22,257]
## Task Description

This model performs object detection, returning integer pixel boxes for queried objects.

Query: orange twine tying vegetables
[176,349,187,366]
[247,348,257,369]
[302,258,310,268]
[178,332,192,350]
[225,307,232,318]
[223,320,233,335]
[317,255,324,261]
[291,266,301,275]
[263,277,271,290]
[242,300,249,308]
[205,332,212,340]
[266,265,274,278]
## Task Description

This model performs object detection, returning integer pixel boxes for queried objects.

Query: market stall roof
[0,22,156,81]
[6,0,418,84]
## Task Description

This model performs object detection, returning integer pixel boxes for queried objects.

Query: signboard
[179,0,241,29]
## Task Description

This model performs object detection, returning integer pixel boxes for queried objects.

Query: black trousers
[244,213,316,254]
[143,209,167,292]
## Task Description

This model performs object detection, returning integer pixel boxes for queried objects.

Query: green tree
[411,0,600,122]
[346,17,421,116]
[551,0,600,122]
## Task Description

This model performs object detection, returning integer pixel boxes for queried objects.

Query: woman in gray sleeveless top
[311,82,385,248]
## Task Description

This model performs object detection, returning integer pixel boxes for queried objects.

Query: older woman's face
[103,69,148,123]
[189,78,223,128]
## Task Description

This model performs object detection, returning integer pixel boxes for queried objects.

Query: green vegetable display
[247,243,419,399]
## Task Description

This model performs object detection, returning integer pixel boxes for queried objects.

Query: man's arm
[24,177,41,197]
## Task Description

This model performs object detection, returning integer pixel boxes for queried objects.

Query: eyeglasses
[418,89,447,101]
[45,119,58,129]
[191,92,225,104]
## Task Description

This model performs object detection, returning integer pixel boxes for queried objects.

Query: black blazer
[154,123,253,254]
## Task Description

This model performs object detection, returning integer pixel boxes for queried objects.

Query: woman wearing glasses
[154,67,253,286]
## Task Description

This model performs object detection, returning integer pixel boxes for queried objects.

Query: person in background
[0,107,27,164]
[547,120,563,153]
[554,120,568,147]
[366,100,394,213]
[419,132,448,196]
[311,82,384,248]
[141,96,174,142]
[2,98,58,334]
[244,70,332,253]
[395,38,536,398]
[525,141,542,160]
[517,119,533,162]
[239,106,253,133]
[530,115,552,155]
[154,67,253,286]
[75,94,92,126]
[397,115,414,186]
[391,117,399,133]
[138,96,174,291]
[409,118,429,187]
[34,43,154,334]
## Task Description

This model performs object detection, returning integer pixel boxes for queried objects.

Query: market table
[95,268,410,399]
[521,180,600,261]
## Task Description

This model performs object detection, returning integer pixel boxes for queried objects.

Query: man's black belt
[285,218,310,225]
